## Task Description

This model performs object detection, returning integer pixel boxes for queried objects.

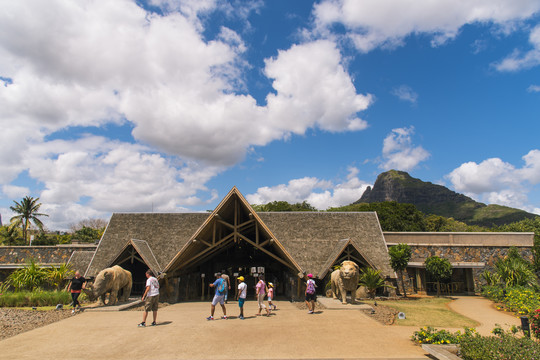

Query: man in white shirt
[138,269,159,327]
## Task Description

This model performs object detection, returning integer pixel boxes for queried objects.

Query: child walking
[237,276,247,319]
[267,282,277,311]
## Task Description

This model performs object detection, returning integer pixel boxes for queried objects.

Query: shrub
[411,326,477,345]
[0,290,71,307]
[503,287,540,315]
[530,308,540,339]
[460,331,540,360]
[358,268,388,298]
[481,285,505,302]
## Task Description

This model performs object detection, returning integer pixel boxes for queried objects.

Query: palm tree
[9,196,48,245]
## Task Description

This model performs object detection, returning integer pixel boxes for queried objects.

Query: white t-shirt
[146,276,159,297]
[238,282,247,299]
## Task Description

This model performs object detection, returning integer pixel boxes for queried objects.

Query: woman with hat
[305,273,317,314]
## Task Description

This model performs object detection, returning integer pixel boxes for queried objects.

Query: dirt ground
[0,308,74,340]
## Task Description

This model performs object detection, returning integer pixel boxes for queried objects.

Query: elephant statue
[84,265,132,306]
[330,261,360,304]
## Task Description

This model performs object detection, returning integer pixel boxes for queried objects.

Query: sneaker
[222,315,228,320]
[71,310,75,314]
[239,316,244,320]
[206,316,214,321]
[138,322,146,327]
[308,310,314,314]
[151,322,157,326]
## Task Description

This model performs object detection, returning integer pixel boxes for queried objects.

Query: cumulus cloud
[447,150,540,211]
[528,84,540,92]
[391,85,418,104]
[0,1,373,228]
[495,25,540,71]
[246,167,370,210]
[380,127,430,171]
[312,0,540,52]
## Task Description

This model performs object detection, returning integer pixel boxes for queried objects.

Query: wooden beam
[178,233,235,269]
[237,233,296,271]
[217,219,235,230]
[212,220,216,245]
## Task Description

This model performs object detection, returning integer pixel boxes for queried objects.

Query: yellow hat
[238,276,245,281]
[268,282,273,287]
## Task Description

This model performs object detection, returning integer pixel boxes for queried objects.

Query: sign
[233,272,239,277]
[253,273,258,277]
[257,267,265,273]
[201,273,205,278]
[250,267,256,274]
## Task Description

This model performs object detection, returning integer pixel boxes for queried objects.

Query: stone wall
[0,245,97,265]
[389,244,533,295]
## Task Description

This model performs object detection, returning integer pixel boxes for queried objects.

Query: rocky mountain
[356,170,537,226]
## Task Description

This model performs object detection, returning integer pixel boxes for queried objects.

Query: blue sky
[1,0,540,230]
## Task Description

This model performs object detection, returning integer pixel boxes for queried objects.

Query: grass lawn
[364,297,479,327]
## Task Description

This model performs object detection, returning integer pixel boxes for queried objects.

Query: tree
[495,247,537,288]
[0,225,22,246]
[425,256,452,297]
[72,226,101,243]
[358,267,387,298]
[388,243,412,297]
[251,201,317,212]
[9,196,48,245]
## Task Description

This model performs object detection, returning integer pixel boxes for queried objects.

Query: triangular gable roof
[257,212,395,279]
[164,187,303,274]
[106,239,163,277]
[316,238,379,279]
[85,212,208,277]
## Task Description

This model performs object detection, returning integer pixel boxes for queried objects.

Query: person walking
[237,276,247,319]
[138,269,159,327]
[255,274,270,316]
[267,282,277,311]
[207,272,227,320]
[221,271,231,304]
[305,273,317,314]
[67,270,86,314]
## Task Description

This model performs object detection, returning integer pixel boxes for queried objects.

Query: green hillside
[356,170,537,227]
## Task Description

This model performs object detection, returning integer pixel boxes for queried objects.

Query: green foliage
[71,226,101,243]
[494,217,540,271]
[8,258,49,291]
[358,268,388,298]
[411,326,477,345]
[459,329,540,360]
[0,290,71,307]
[0,225,24,245]
[483,286,540,316]
[495,247,537,288]
[330,201,427,231]
[9,196,49,245]
[481,271,501,286]
[425,256,452,297]
[481,285,505,302]
[388,243,412,297]
[251,201,317,212]
[47,263,73,290]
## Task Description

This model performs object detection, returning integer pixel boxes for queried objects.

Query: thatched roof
[258,212,394,279]
[85,189,394,280]
[66,251,95,275]
[85,213,207,277]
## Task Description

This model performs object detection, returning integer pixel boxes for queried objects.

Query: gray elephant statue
[330,260,360,304]
[84,265,132,306]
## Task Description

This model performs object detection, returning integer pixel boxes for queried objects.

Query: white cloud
[2,185,30,199]
[447,150,540,210]
[246,167,370,209]
[495,25,540,71]
[312,0,540,52]
[391,85,418,104]
[528,84,540,92]
[0,1,374,229]
[380,127,430,171]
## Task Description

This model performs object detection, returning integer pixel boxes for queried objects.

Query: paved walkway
[446,296,522,336]
[0,300,428,360]
[0,296,523,359]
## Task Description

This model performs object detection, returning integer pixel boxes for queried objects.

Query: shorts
[305,293,317,302]
[212,294,225,306]
[238,297,246,307]
[267,296,272,301]
[144,295,159,312]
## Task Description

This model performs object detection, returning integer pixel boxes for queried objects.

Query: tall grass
[0,290,72,307]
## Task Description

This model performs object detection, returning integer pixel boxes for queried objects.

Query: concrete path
[0,300,428,360]
[446,296,522,336]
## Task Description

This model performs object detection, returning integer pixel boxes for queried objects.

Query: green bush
[0,290,72,307]
[411,326,477,345]
[460,332,540,360]
[483,286,540,315]
[481,285,505,302]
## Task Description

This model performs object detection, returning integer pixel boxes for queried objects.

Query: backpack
[217,278,227,295]
[306,279,316,294]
